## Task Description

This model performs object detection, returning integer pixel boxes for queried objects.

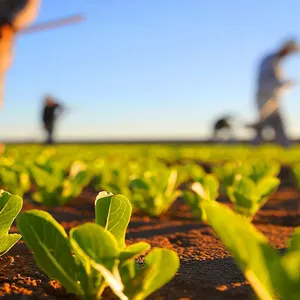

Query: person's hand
[285,80,296,87]
[277,80,296,96]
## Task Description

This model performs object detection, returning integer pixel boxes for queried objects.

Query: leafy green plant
[247,160,280,183]
[183,174,219,221]
[212,161,250,192]
[0,191,23,256]
[91,161,132,198]
[227,175,280,220]
[212,160,280,193]
[202,200,300,300]
[29,160,91,206]
[0,165,30,197]
[130,168,183,216]
[175,163,205,183]
[17,192,179,300]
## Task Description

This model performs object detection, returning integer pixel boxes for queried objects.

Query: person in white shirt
[252,39,300,147]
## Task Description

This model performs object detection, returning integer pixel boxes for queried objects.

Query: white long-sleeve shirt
[257,52,285,97]
[256,52,292,115]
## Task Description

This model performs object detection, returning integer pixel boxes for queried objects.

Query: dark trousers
[44,121,54,144]
[252,111,290,147]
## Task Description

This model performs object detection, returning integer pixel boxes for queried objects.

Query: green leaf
[17,210,82,295]
[119,242,151,265]
[92,262,128,300]
[0,234,21,257]
[70,223,119,264]
[288,227,300,253]
[202,201,280,300]
[130,178,149,190]
[191,174,219,201]
[121,248,179,300]
[29,165,61,191]
[232,175,255,198]
[203,174,219,201]
[95,193,132,249]
[142,248,180,297]
[227,175,279,219]
[0,191,22,237]
[70,223,120,300]
[256,177,280,201]
[0,191,22,256]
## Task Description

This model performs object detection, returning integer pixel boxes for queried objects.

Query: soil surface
[0,178,299,299]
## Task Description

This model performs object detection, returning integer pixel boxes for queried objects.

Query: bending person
[252,39,299,147]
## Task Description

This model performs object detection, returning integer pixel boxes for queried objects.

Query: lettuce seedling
[212,160,279,193]
[247,160,280,183]
[29,160,91,206]
[175,163,205,183]
[0,191,22,257]
[183,174,219,221]
[202,200,300,300]
[130,169,183,216]
[17,192,179,300]
[0,165,30,197]
[212,161,251,193]
[227,175,280,220]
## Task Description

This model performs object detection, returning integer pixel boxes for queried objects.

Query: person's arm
[55,102,65,118]
[272,56,296,93]
[13,0,41,30]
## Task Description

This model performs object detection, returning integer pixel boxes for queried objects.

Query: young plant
[176,163,205,183]
[92,163,132,198]
[29,160,91,206]
[130,168,183,216]
[0,165,30,197]
[227,175,280,220]
[17,192,179,300]
[212,161,251,193]
[202,200,300,300]
[183,174,219,221]
[247,160,280,183]
[0,191,22,256]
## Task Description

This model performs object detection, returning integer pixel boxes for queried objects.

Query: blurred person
[212,115,235,142]
[42,95,64,144]
[0,0,40,153]
[250,39,300,147]
[0,0,40,108]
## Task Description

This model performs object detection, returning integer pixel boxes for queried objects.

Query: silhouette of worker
[42,95,63,144]
[212,115,234,141]
[251,39,300,147]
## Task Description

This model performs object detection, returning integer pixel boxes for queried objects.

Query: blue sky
[2,0,300,141]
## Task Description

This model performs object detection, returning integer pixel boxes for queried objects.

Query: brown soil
[0,184,299,299]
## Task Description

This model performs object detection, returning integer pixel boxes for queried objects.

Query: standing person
[252,39,300,147]
[42,95,64,144]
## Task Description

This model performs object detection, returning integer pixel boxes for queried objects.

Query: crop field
[0,143,299,299]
